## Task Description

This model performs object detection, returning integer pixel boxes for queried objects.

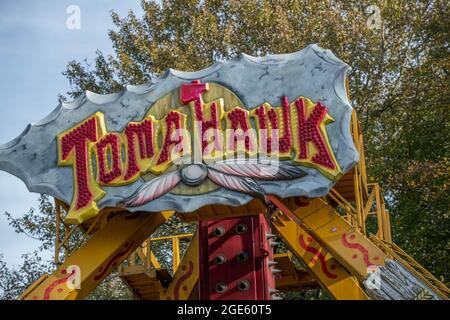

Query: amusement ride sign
[0,45,358,224]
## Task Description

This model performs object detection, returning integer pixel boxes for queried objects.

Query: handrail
[370,235,449,299]
[120,233,194,276]
[327,112,392,242]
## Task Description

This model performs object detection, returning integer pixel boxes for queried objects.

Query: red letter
[123,118,156,181]
[253,96,292,156]
[58,113,106,224]
[180,80,224,160]
[294,98,335,169]
[226,107,256,155]
[153,111,189,174]
[95,133,123,185]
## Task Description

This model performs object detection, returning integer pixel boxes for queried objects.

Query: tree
[0,194,195,299]
[0,195,133,300]
[2,0,448,299]
[0,252,52,300]
[1,195,58,299]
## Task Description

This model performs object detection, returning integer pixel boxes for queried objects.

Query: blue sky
[0,1,143,267]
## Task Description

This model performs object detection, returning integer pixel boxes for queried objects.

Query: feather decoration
[119,170,181,207]
[207,168,265,196]
[208,159,306,180]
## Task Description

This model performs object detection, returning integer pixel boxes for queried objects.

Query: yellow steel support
[271,208,369,300]
[172,237,181,273]
[54,198,61,265]
[162,232,199,300]
[271,196,387,281]
[148,233,192,273]
[273,253,318,292]
[147,242,162,270]
[382,209,392,243]
[149,234,193,242]
[118,233,195,300]
[119,259,167,300]
[20,211,173,300]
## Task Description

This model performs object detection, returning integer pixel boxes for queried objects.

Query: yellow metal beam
[20,211,174,300]
[148,243,162,270]
[162,232,199,300]
[271,196,387,281]
[273,253,318,292]
[149,234,192,242]
[271,209,369,300]
[172,237,181,272]
[54,199,61,265]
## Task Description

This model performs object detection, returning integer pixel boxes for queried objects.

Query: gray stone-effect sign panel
[0,44,358,224]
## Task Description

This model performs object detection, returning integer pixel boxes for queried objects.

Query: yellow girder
[271,205,369,300]
[20,211,173,300]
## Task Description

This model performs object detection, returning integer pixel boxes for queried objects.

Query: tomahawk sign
[57,80,340,224]
[0,45,358,225]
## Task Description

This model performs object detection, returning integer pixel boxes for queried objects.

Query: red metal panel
[198,214,277,300]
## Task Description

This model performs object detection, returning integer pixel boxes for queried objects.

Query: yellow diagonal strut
[269,196,387,280]
[269,195,449,300]
[162,231,199,300]
[20,211,174,300]
[269,199,369,300]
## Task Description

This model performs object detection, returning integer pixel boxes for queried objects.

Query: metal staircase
[370,235,449,299]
